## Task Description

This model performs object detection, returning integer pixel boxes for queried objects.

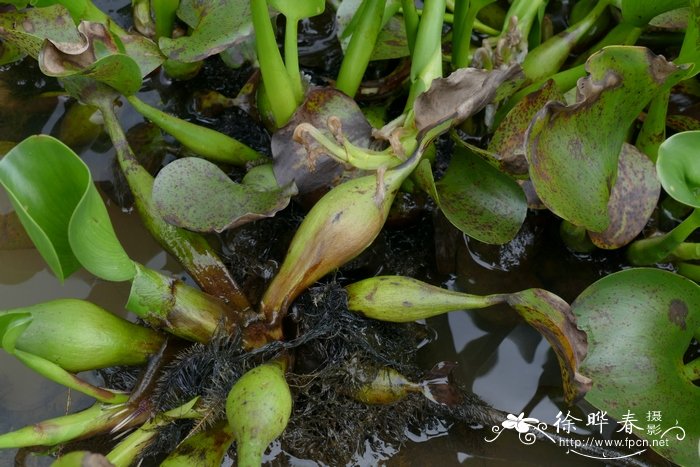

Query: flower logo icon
[502,412,540,433]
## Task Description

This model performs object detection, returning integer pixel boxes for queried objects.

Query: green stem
[0,403,146,449]
[573,20,643,66]
[670,242,700,261]
[250,0,298,127]
[503,0,547,39]
[152,0,179,39]
[126,95,263,165]
[405,0,446,111]
[636,88,671,162]
[401,0,420,55]
[99,100,253,312]
[677,262,700,282]
[336,0,385,98]
[126,264,238,344]
[107,398,201,467]
[627,209,700,265]
[284,17,304,102]
[560,220,596,253]
[13,349,128,403]
[683,357,700,381]
[160,422,235,466]
[521,0,611,83]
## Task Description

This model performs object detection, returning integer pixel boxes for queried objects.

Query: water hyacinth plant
[0,0,699,465]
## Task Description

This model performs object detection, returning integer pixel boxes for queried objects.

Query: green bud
[226,361,292,467]
[0,298,163,372]
[346,275,503,322]
[349,365,421,405]
[160,421,235,467]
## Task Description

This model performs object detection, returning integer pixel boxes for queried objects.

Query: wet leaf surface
[656,130,700,208]
[588,143,660,249]
[152,157,297,233]
[573,268,700,466]
[159,0,255,63]
[488,79,563,177]
[272,88,372,194]
[435,146,527,244]
[526,46,688,232]
[414,64,523,135]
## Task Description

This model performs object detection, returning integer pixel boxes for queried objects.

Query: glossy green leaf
[435,147,527,244]
[0,5,83,59]
[153,157,297,233]
[657,131,700,208]
[526,46,688,232]
[588,143,660,249]
[38,22,142,96]
[159,0,254,63]
[0,135,135,281]
[573,268,700,466]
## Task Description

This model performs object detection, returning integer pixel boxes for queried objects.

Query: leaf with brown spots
[505,288,590,405]
[272,88,373,195]
[526,46,688,232]
[588,143,660,249]
[573,268,700,466]
[0,5,83,59]
[152,158,297,233]
[38,22,142,96]
[488,79,563,178]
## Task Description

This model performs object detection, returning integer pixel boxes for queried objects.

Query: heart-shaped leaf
[526,46,688,232]
[153,158,297,233]
[0,135,135,281]
[657,131,700,208]
[573,268,700,466]
[588,143,660,249]
[426,146,527,244]
[159,0,255,63]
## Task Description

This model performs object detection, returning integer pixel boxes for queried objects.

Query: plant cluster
[0,0,699,465]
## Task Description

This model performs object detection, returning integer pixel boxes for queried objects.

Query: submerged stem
[99,100,252,312]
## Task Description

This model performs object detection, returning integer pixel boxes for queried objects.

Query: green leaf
[573,268,700,466]
[657,131,700,208]
[0,135,135,281]
[526,46,688,232]
[159,0,255,63]
[434,146,527,244]
[0,5,83,59]
[621,0,689,26]
[38,22,142,96]
[153,157,296,233]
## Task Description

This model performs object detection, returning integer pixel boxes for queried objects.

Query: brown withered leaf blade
[272,88,372,195]
[414,64,523,134]
[505,288,590,404]
[588,143,660,249]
